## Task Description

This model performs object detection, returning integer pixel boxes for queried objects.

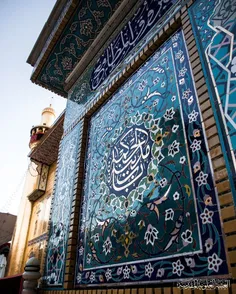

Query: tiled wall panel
[44,123,82,286]
[75,29,229,286]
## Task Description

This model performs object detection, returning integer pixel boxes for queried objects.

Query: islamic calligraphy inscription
[107,126,151,194]
[90,0,177,90]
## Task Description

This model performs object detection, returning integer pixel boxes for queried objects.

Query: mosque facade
[5,0,236,293]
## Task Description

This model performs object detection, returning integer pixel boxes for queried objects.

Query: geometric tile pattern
[75,30,229,286]
[44,124,81,286]
[189,0,236,161]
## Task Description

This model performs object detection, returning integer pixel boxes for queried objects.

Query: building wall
[7,162,57,276]
[37,0,236,292]
[22,162,56,274]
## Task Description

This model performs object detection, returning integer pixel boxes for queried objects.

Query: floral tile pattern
[189,0,236,170]
[44,124,81,286]
[75,30,228,286]
[64,0,180,131]
[38,0,122,95]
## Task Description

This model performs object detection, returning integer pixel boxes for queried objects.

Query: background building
[5,0,236,293]
[0,212,16,278]
[6,105,64,278]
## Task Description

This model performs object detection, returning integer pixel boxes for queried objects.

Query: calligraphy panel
[90,0,177,90]
[75,30,228,286]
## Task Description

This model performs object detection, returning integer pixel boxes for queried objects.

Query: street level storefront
[8,0,236,293]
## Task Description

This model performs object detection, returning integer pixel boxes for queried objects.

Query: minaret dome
[29,104,56,150]
[40,104,56,127]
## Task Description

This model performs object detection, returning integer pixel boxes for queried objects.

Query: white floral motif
[185,257,195,268]
[168,140,180,157]
[79,246,84,256]
[77,273,82,283]
[144,224,159,246]
[200,208,214,224]
[123,265,131,279]
[182,88,192,99]
[179,67,187,77]
[180,156,186,164]
[190,139,201,152]
[117,267,123,275]
[208,253,223,272]
[181,229,193,246]
[86,253,92,264]
[173,192,180,201]
[196,171,208,186]
[164,107,175,121]
[131,265,137,274]
[172,33,180,42]
[161,56,168,64]
[92,233,100,242]
[145,262,154,278]
[205,238,213,253]
[102,236,112,255]
[175,50,183,59]
[52,223,64,247]
[61,56,72,70]
[90,272,95,283]
[171,95,176,101]
[172,259,184,276]
[138,79,148,91]
[188,96,194,105]
[188,110,199,123]
[156,268,165,277]
[179,78,185,85]
[172,125,179,133]
[105,269,112,281]
[159,178,167,188]
[165,208,174,221]
[153,77,160,85]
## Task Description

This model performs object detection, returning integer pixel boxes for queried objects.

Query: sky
[0,1,66,215]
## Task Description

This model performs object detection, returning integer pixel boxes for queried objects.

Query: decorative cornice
[28,233,48,246]
[64,0,142,91]
[27,0,123,97]
[27,0,78,97]
[27,0,71,66]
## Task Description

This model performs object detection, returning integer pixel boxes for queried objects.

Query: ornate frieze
[64,0,181,131]
[90,0,177,90]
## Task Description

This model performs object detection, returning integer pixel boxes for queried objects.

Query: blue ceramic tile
[75,30,228,286]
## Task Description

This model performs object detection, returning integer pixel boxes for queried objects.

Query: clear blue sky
[0,0,66,215]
